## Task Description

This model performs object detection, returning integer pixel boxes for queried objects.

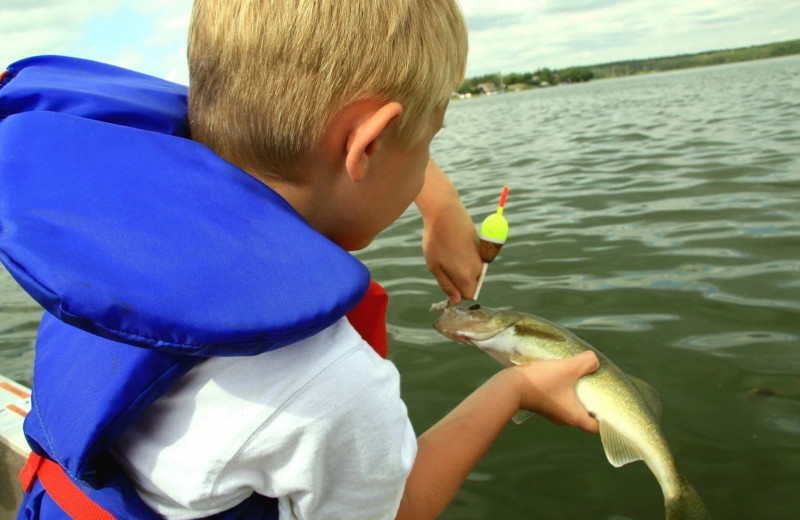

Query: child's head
[188,0,468,181]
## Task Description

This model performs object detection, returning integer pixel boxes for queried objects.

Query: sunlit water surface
[2,56,799,519]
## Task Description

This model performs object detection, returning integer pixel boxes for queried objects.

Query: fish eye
[468,304,481,311]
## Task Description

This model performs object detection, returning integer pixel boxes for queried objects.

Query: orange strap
[20,452,115,520]
[346,280,389,358]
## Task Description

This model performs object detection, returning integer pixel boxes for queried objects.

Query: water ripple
[677,331,798,350]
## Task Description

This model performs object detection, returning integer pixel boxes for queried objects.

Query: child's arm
[415,159,482,303]
[395,351,600,520]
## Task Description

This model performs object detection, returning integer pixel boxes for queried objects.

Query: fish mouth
[445,322,519,344]
[433,303,522,343]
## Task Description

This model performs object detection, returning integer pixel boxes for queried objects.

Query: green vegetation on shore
[458,38,800,95]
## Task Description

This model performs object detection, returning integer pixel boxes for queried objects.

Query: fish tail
[665,474,711,520]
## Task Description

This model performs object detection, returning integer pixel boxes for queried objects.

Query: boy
[2,0,598,518]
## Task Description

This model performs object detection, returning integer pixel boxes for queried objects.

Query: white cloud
[136,3,192,83]
[459,0,800,75]
[143,11,191,47]
[0,1,191,83]
[0,1,123,67]
[154,46,190,85]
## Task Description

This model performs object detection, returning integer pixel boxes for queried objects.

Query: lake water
[2,55,800,518]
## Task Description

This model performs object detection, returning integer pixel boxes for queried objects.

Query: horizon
[461,38,800,80]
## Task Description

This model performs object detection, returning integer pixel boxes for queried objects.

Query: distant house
[506,83,529,92]
[477,82,498,94]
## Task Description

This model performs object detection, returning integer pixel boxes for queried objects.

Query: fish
[432,302,710,520]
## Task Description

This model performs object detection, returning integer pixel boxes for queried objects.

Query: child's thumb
[573,350,600,376]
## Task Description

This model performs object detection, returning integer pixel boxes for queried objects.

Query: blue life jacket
[0,56,371,519]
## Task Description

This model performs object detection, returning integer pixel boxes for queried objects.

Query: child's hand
[421,201,481,303]
[509,351,600,434]
[416,160,482,303]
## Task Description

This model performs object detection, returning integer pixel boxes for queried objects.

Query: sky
[2,0,799,84]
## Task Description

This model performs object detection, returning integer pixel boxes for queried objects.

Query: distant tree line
[457,38,800,94]
[584,38,800,79]
[457,67,593,95]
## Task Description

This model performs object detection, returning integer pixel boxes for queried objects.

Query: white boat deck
[0,374,31,520]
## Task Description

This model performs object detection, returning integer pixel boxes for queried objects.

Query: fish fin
[509,349,535,366]
[628,374,663,420]
[512,410,535,424]
[665,474,711,520]
[599,421,644,468]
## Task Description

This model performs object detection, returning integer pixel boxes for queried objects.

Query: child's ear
[344,101,403,183]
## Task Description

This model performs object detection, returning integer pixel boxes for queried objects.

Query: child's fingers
[572,351,600,433]
[572,350,600,377]
[430,266,462,304]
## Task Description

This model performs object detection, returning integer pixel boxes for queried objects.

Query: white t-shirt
[112,317,417,520]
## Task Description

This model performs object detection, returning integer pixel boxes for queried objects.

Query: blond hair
[188,0,468,181]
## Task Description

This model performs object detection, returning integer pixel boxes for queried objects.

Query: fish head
[433,303,523,346]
